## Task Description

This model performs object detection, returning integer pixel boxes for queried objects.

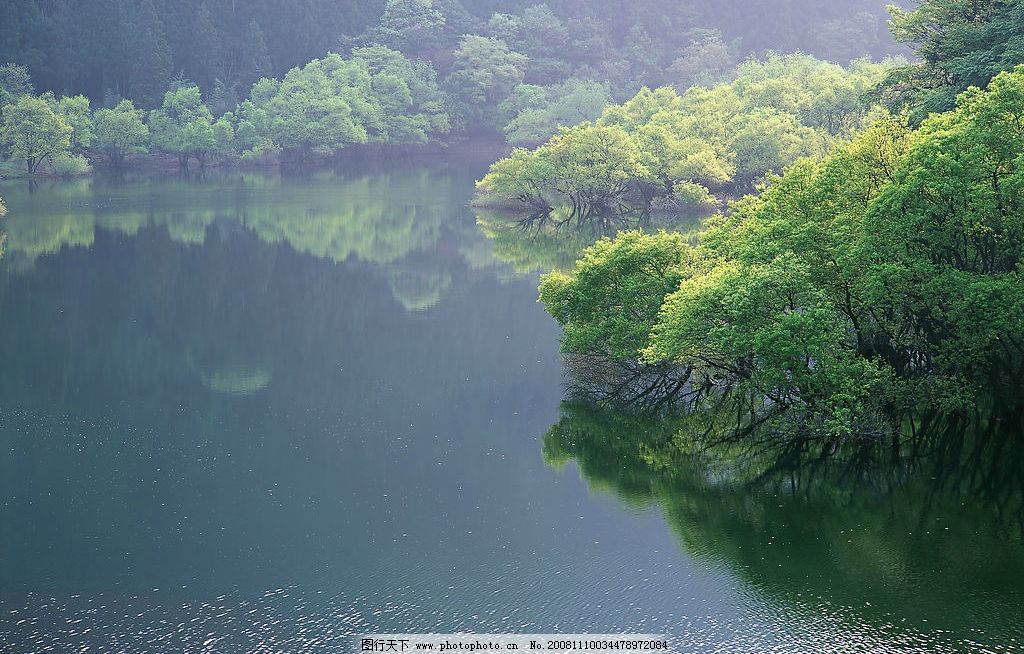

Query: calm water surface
[0,154,1021,653]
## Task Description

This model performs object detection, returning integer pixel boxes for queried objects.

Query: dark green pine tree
[239,18,273,87]
[66,0,133,99]
[0,0,51,82]
[130,0,173,108]
[187,3,225,92]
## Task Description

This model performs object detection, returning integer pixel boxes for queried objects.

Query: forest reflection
[475,206,706,273]
[543,399,1024,645]
[0,167,503,312]
[0,164,538,406]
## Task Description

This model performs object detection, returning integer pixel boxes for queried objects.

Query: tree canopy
[540,67,1024,440]
[0,0,903,112]
[1,93,72,173]
[478,54,892,217]
[92,100,150,167]
[878,0,1024,120]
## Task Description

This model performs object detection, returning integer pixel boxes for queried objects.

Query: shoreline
[0,138,514,183]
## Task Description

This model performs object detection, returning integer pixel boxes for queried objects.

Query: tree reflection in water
[543,399,1024,645]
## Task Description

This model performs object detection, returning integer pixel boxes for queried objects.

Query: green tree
[0,63,33,106]
[540,231,692,360]
[243,50,452,157]
[93,99,149,168]
[728,108,824,188]
[478,121,656,219]
[446,35,528,131]
[186,3,225,93]
[541,68,1024,438]
[238,19,273,88]
[211,116,234,159]
[352,45,451,141]
[252,54,374,157]
[1,94,71,173]
[488,4,571,84]
[879,0,1024,119]
[668,32,737,90]
[503,78,611,145]
[376,0,445,55]
[148,85,215,168]
[56,95,93,153]
[481,54,891,215]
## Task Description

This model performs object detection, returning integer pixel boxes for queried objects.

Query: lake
[0,153,1021,653]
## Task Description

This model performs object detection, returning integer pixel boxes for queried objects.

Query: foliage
[352,45,451,140]
[130,0,173,108]
[93,100,149,167]
[0,63,33,107]
[49,152,91,176]
[0,94,72,174]
[148,85,215,167]
[0,0,930,166]
[0,0,905,115]
[239,50,449,158]
[878,0,1024,120]
[479,121,658,219]
[374,0,446,55]
[540,231,692,360]
[667,32,738,90]
[486,4,571,85]
[502,78,612,145]
[541,68,1024,439]
[479,54,891,215]
[445,36,528,130]
[55,95,94,153]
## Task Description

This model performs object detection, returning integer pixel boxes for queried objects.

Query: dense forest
[2,0,903,103]
[0,0,911,175]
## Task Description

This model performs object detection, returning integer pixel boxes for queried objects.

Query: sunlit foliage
[236,49,449,159]
[148,86,217,168]
[540,68,1024,439]
[0,94,72,174]
[92,100,150,168]
[478,54,893,217]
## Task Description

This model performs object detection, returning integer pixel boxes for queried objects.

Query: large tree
[185,3,225,93]
[93,99,149,168]
[237,19,273,89]
[445,35,528,131]
[0,62,33,106]
[0,93,71,173]
[56,95,93,153]
[375,0,446,56]
[148,85,216,168]
[878,0,1024,119]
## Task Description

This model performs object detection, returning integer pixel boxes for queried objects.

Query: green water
[0,156,1021,653]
